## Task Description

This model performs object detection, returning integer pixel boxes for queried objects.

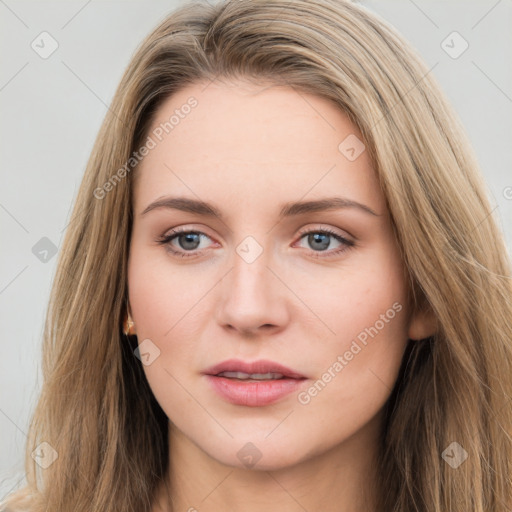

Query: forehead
[132,80,384,217]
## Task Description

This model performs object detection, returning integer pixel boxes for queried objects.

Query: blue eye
[156,227,354,259]
[156,229,212,258]
[296,227,354,257]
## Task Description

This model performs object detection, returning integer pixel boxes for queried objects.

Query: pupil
[309,233,329,251]
[180,233,200,250]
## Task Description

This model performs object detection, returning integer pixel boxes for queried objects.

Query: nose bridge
[229,234,272,301]
[216,232,287,332]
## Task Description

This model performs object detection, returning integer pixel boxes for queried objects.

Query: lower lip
[205,375,306,407]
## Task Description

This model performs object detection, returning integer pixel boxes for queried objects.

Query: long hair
[3,0,511,510]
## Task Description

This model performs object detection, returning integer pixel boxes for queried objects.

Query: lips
[203,359,306,380]
[203,359,308,406]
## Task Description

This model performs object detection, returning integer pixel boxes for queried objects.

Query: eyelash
[155,226,355,260]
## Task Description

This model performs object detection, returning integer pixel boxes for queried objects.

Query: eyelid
[296,224,354,241]
[159,223,353,242]
[157,226,218,251]
[156,224,355,259]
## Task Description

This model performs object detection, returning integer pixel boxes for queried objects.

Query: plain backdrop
[1,0,511,500]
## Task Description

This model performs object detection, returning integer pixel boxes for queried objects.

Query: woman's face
[128,80,431,470]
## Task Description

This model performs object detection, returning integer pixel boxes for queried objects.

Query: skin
[127,79,435,512]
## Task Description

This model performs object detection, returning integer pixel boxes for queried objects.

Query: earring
[123,312,136,336]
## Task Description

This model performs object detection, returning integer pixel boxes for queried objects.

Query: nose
[215,243,290,336]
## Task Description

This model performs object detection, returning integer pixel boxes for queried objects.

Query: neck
[153,411,383,512]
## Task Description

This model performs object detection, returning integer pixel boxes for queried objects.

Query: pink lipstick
[203,359,308,407]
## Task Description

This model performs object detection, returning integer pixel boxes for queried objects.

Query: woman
[2,0,511,510]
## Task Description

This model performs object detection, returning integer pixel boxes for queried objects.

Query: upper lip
[203,359,307,379]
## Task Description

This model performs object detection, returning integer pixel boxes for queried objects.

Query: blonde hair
[3,0,512,510]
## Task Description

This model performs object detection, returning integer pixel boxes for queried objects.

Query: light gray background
[1,0,511,500]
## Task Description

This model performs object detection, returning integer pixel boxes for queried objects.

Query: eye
[156,226,355,259]
[295,226,355,258]
[155,228,215,259]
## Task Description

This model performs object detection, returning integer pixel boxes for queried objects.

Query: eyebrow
[140,196,379,219]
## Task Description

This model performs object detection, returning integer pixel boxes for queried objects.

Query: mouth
[203,359,308,407]
[203,358,307,380]
[215,371,291,381]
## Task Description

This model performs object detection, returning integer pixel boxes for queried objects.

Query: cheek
[290,238,409,351]
[295,313,407,457]
[127,245,204,416]
[127,241,205,340]
[292,251,409,442]
[127,240,218,380]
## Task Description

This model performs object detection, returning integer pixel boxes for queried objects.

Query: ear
[407,305,437,341]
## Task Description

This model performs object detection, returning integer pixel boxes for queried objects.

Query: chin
[203,437,309,472]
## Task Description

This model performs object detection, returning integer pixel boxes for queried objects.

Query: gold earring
[123,312,136,336]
